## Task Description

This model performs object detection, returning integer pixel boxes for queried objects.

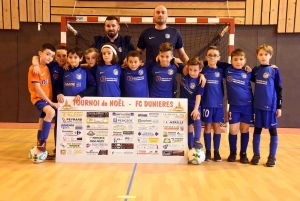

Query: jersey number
[203,109,209,117]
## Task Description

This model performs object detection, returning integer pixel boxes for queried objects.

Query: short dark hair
[206,46,220,55]
[56,46,68,52]
[231,48,246,58]
[159,42,173,53]
[187,56,204,70]
[98,43,119,65]
[126,50,142,61]
[40,43,56,52]
[105,16,119,23]
[67,47,84,58]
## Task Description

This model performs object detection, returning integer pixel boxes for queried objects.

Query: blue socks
[213,134,221,151]
[240,132,249,153]
[228,133,237,152]
[193,119,201,141]
[41,121,52,141]
[188,132,194,149]
[253,134,261,155]
[204,133,211,151]
[270,136,278,157]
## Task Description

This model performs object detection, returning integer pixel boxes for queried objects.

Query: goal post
[60,16,235,132]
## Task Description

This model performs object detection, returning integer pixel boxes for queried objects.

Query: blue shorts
[188,106,201,125]
[201,107,224,123]
[229,105,253,124]
[254,109,278,129]
[34,100,51,118]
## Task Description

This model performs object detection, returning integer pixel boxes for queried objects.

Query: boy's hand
[276,109,282,117]
[63,62,69,71]
[174,58,183,67]
[73,95,82,101]
[191,109,200,120]
[33,65,40,75]
[199,74,206,88]
[271,64,278,68]
[51,102,60,109]
[121,58,128,68]
[57,94,65,103]
[244,65,252,73]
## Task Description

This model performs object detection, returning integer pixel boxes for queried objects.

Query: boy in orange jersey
[28,43,60,153]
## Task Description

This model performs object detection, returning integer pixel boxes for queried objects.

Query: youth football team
[28,33,282,168]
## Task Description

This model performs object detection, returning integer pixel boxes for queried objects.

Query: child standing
[56,47,96,102]
[28,43,60,154]
[201,46,226,162]
[224,49,253,164]
[149,42,184,98]
[95,43,121,97]
[179,57,204,150]
[121,50,149,97]
[32,46,68,159]
[250,44,282,167]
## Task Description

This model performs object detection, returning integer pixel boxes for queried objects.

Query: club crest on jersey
[189,83,196,89]
[53,74,59,80]
[113,69,119,75]
[138,69,144,75]
[263,72,270,78]
[168,69,174,75]
[227,76,233,82]
[241,73,247,78]
[215,72,220,77]
[118,47,122,52]
[76,73,82,80]
[165,34,170,39]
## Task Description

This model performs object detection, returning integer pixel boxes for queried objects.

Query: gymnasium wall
[0,0,300,127]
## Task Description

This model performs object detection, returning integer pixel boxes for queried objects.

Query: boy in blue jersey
[32,46,68,159]
[121,51,149,97]
[179,57,204,150]
[201,46,228,162]
[95,43,122,97]
[250,44,282,167]
[149,42,184,98]
[56,47,96,102]
[225,49,253,164]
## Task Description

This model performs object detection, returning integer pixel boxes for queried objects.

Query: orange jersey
[28,65,52,104]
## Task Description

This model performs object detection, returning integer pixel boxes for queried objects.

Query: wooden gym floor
[0,123,299,201]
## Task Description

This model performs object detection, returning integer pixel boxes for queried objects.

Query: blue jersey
[149,63,178,98]
[121,66,149,97]
[251,65,282,111]
[58,66,96,97]
[137,26,184,61]
[179,75,204,107]
[47,62,63,102]
[96,64,121,97]
[224,66,253,106]
[201,66,224,108]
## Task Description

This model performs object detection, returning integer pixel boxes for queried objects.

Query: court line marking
[117,195,136,199]
[123,163,137,201]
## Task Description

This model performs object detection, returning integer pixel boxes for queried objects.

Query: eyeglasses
[206,54,219,58]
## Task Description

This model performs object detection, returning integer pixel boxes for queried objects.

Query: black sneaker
[46,149,56,160]
[250,154,260,165]
[240,152,249,164]
[194,141,203,149]
[205,150,212,161]
[227,152,236,162]
[266,155,276,167]
[37,140,46,152]
[213,150,222,162]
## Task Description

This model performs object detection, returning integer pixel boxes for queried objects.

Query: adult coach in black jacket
[93,16,135,65]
